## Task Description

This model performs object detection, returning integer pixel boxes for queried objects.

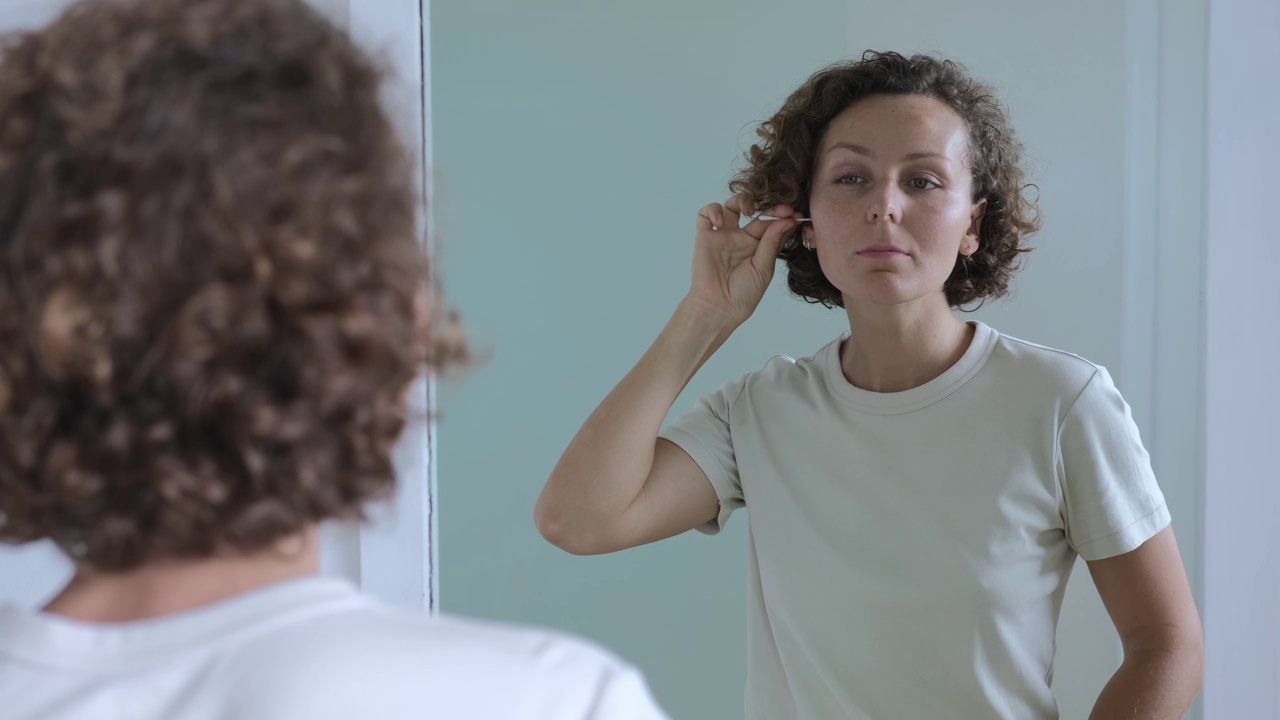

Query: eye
[836,174,866,185]
[909,177,939,190]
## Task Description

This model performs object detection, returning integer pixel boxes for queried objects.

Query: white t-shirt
[0,576,670,720]
[659,321,1169,720]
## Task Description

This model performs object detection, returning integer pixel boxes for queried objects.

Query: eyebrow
[823,142,949,163]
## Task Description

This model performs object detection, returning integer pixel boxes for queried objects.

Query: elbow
[1187,629,1206,693]
[534,499,608,556]
[1123,624,1205,699]
[1176,637,1206,702]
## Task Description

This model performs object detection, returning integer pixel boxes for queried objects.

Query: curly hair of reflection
[731,50,1041,309]
[0,0,466,572]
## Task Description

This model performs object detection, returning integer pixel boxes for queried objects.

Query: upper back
[0,577,668,720]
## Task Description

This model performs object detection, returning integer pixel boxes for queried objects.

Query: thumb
[752,218,796,272]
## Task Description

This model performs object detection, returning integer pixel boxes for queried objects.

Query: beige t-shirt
[0,577,670,720]
[660,322,1169,720]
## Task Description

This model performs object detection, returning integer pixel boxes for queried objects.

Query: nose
[866,184,901,224]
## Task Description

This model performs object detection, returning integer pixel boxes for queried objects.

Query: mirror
[429,2,1206,719]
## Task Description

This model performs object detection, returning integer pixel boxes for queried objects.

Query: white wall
[0,0,71,29]
[323,0,438,612]
[1203,0,1280,716]
[0,0,83,611]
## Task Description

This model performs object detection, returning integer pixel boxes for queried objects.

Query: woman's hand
[685,194,799,329]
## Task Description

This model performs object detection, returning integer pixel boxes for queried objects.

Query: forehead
[817,94,971,162]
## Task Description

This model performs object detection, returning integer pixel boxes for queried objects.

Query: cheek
[910,197,975,236]
[810,184,854,208]
[807,189,861,227]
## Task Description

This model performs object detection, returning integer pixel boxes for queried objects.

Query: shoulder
[984,328,1105,400]
[734,337,838,396]
[258,603,634,679]
[228,603,651,718]
[682,339,833,417]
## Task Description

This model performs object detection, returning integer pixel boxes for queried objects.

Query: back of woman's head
[0,0,463,572]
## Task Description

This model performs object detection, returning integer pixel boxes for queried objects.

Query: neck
[840,295,972,393]
[42,526,320,623]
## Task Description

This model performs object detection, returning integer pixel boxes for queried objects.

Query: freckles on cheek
[809,192,858,223]
[812,208,861,238]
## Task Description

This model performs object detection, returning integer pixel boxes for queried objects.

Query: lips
[857,244,909,258]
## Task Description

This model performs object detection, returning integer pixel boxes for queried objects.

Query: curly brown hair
[0,0,465,572]
[731,50,1040,309]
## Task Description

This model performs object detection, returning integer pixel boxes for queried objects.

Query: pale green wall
[431,2,848,716]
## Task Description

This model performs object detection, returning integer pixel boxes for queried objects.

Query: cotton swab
[710,214,811,230]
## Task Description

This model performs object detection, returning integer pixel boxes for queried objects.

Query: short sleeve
[1057,367,1170,560]
[657,373,749,535]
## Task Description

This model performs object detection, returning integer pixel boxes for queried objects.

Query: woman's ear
[964,199,987,251]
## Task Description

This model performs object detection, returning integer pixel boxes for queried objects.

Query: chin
[832,269,954,310]
[833,276,919,308]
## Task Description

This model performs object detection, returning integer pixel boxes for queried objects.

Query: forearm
[1088,644,1203,720]
[535,298,734,548]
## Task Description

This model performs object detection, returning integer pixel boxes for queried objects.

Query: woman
[0,1,668,718]
[537,51,1202,719]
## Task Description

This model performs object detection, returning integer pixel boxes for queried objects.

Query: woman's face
[804,94,985,310]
